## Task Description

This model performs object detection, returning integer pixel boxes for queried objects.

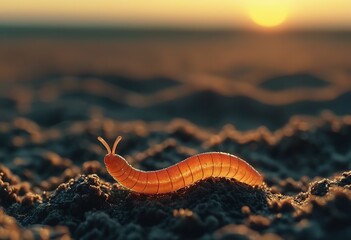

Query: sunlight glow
[247,1,290,28]
[0,0,350,30]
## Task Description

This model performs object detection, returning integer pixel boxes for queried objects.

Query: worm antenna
[112,136,122,154]
[97,136,111,155]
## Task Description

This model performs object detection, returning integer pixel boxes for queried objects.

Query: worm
[98,136,263,194]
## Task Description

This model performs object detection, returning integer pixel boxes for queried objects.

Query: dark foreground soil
[1,31,351,239]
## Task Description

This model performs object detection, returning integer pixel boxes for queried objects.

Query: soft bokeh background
[1,1,351,130]
[1,0,351,29]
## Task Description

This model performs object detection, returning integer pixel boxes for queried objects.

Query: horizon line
[1,22,351,33]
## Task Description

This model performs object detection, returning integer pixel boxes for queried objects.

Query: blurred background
[0,0,351,130]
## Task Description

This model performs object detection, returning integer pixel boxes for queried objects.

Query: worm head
[97,136,126,169]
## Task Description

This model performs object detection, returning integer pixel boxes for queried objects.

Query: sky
[1,0,351,30]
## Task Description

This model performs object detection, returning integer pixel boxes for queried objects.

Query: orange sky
[0,0,350,30]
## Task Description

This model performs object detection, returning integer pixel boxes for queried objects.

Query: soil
[0,29,351,239]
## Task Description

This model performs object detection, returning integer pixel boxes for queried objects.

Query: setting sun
[0,0,351,30]
[247,1,290,28]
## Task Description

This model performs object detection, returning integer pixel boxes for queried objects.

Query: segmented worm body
[98,136,263,194]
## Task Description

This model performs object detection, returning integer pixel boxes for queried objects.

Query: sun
[247,1,290,28]
[249,8,287,28]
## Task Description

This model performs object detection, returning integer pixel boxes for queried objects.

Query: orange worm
[98,136,263,194]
